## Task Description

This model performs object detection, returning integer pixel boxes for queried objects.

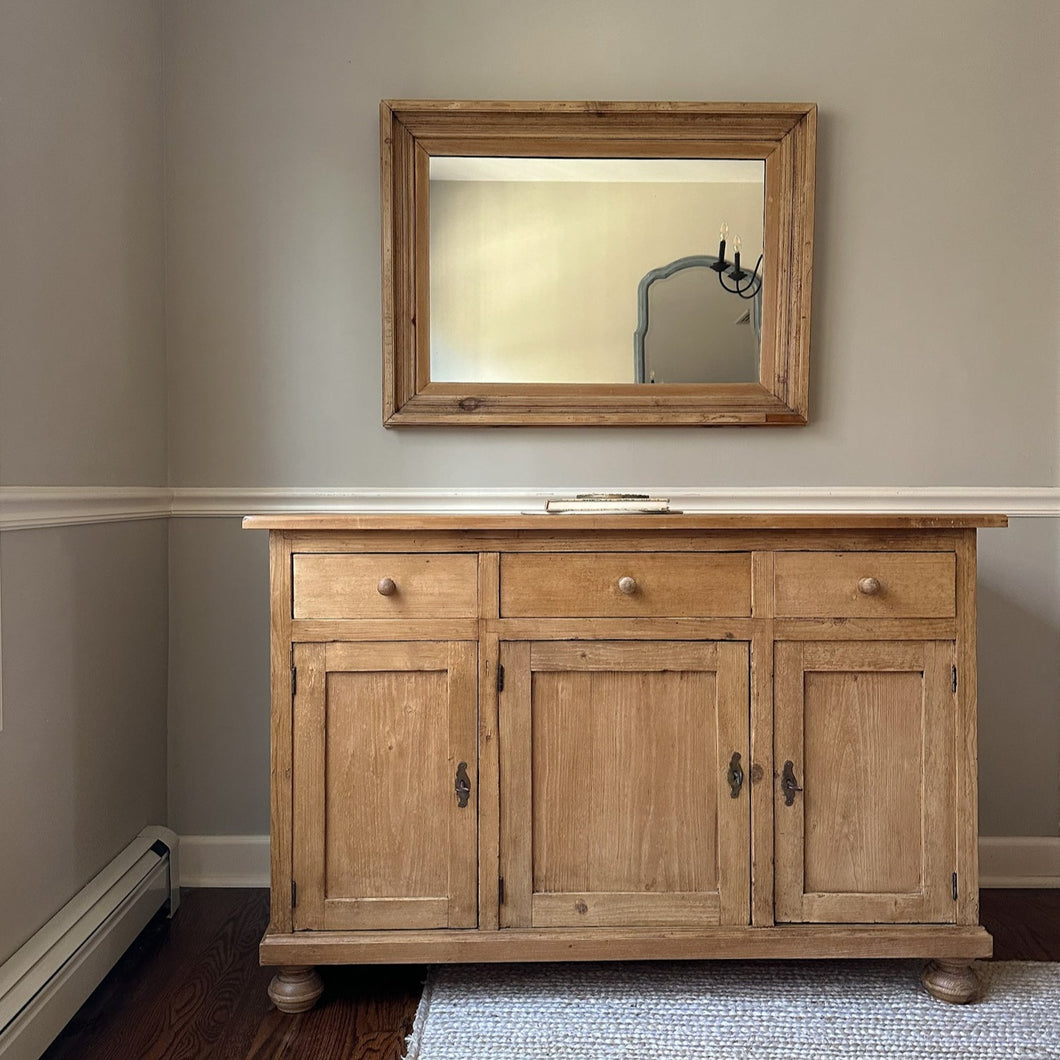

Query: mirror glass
[429,157,765,385]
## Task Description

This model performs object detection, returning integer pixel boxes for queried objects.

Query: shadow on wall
[68,522,169,870]
[976,521,1060,837]
[166,518,272,836]
[0,521,168,962]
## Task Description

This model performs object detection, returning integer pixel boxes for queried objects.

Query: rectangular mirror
[381,101,816,426]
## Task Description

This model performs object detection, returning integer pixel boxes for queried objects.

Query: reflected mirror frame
[381,100,816,427]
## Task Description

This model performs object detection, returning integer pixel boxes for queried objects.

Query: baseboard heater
[0,827,179,1060]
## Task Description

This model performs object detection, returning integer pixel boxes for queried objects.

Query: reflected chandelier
[709,222,763,299]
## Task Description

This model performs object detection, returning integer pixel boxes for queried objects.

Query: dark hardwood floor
[42,888,1060,1060]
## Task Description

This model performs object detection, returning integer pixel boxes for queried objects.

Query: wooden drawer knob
[617,575,638,595]
[377,577,397,596]
[857,576,881,596]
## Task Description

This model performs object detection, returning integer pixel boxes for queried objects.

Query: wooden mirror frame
[381,100,816,427]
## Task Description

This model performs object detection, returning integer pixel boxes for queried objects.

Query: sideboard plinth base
[261,925,992,968]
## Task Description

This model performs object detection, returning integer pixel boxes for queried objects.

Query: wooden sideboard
[243,512,1006,1010]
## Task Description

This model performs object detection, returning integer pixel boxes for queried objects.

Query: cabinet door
[774,641,956,924]
[499,640,750,928]
[292,641,477,931]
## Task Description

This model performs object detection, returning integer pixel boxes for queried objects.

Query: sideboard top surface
[242,513,1007,532]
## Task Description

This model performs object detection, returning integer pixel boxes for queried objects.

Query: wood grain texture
[775,641,957,925]
[43,890,1056,1060]
[447,641,479,928]
[292,643,327,931]
[254,518,994,994]
[319,898,449,931]
[245,513,1007,532]
[498,641,533,929]
[268,532,295,934]
[325,668,450,900]
[291,618,481,641]
[261,923,993,965]
[294,641,477,932]
[380,102,396,420]
[750,551,776,927]
[380,100,817,426]
[773,617,957,640]
[292,552,477,619]
[508,640,749,929]
[385,99,818,135]
[979,888,1060,960]
[774,551,956,618]
[500,551,751,617]
[717,641,752,926]
[47,889,283,1060]
[275,527,986,555]
[954,530,981,925]
[530,668,719,894]
[491,617,756,641]
[803,669,924,894]
[531,892,722,928]
[477,553,501,930]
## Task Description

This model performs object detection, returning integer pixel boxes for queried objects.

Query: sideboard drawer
[292,553,478,619]
[500,552,751,617]
[774,551,956,618]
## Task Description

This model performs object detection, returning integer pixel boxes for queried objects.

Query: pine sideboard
[243,512,1006,1010]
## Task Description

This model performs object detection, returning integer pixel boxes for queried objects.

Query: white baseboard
[178,835,270,887]
[979,836,1060,888]
[178,834,1060,890]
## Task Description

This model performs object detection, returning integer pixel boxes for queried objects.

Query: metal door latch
[781,760,803,806]
[727,752,745,798]
[455,762,471,808]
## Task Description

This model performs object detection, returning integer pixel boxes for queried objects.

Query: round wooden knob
[857,576,881,596]
[617,576,637,595]
[377,577,397,596]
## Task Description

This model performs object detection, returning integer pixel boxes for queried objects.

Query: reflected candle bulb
[717,221,729,263]
[733,235,742,273]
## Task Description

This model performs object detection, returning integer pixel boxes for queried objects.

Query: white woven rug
[404,961,1060,1059]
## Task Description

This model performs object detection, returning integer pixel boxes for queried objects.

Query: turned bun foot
[921,959,981,1004]
[268,965,324,1012]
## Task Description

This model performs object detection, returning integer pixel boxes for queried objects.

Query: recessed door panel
[500,640,750,929]
[775,641,956,924]
[292,641,477,931]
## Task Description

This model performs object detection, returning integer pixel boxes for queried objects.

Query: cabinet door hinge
[291,665,297,696]
[498,877,505,905]
[497,664,505,693]
[952,872,958,902]
[292,880,298,908]
[952,665,957,694]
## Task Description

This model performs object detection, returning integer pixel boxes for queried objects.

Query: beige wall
[1,0,1057,899]
[978,520,1060,836]
[166,518,270,834]
[0,525,169,961]
[164,0,1058,489]
[0,0,167,487]
[161,0,1060,840]
[0,0,167,961]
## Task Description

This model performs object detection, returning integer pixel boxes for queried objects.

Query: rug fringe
[402,972,435,1060]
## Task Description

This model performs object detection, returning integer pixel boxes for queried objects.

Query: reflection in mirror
[429,158,764,384]
[634,256,761,384]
